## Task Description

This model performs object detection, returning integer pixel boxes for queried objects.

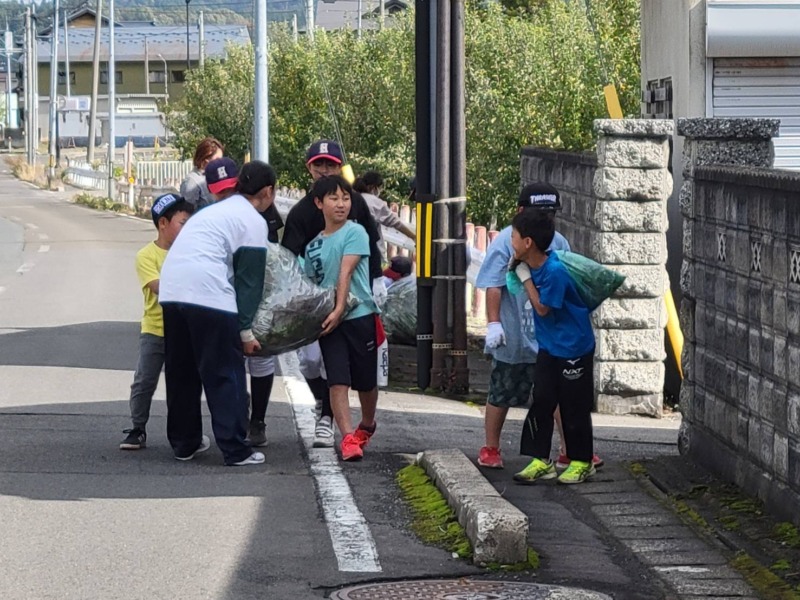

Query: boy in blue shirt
[304,175,380,462]
[475,183,570,469]
[510,210,597,485]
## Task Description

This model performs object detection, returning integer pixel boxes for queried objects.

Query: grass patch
[731,552,800,600]
[628,462,647,477]
[674,499,711,530]
[396,464,472,560]
[485,548,540,572]
[721,496,763,516]
[774,523,800,549]
[73,192,131,214]
[7,155,48,188]
[718,515,741,531]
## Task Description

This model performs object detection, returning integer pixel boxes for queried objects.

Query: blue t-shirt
[475,226,570,364]
[530,252,595,359]
[304,221,378,321]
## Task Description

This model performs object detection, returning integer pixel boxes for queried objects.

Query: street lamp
[157,53,169,103]
[185,0,191,69]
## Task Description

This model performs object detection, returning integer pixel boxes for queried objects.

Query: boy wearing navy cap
[120,194,194,450]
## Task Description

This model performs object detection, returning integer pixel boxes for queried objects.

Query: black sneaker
[120,428,146,450]
[248,420,267,447]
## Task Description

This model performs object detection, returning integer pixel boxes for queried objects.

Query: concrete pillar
[592,119,675,417]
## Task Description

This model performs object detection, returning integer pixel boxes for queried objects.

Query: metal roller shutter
[712,57,800,170]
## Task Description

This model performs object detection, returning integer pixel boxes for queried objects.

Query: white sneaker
[231,452,265,466]
[175,435,211,461]
[313,416,335,448]
[313,397,323,419]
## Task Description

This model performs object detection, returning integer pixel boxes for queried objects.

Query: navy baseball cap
[151,193,182,225]
[518,182,561,211]
[205,157,239,194]
[306,140,344,165]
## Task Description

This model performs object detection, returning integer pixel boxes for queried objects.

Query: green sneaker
[558,460,596,484]
[513,458,557,485]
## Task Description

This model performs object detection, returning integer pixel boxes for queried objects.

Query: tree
[166,0,640,227]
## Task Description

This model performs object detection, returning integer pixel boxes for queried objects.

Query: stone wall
[520,120,673,417]
[678,118,800,524]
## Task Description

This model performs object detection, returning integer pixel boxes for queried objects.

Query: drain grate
[330,579,614,599]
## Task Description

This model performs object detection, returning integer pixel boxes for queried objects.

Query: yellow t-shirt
[136,241,168,337]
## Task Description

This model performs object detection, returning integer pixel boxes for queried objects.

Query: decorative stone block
[592,232,667,265]
[680,259,695,299]
[683,140,774,178]
[596,328,665,361]
[593,297,668,329]
[679,181,693,218]
[775,432,790,481]
[613,265,669,298]
[593,167,673,201]
[677,117,780,141]
[595,200,667,232]
[596,137,670,169]
[595,119,674,138]
[679,298,696,343]
[595,361,665,394]
[596,393,663,418]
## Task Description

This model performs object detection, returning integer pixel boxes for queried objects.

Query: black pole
[431,0,451,390]
[450,0,468,392]
[185,0,191,69]
[415,0,433,390]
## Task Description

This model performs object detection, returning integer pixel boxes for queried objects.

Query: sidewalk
[369,387,764,599]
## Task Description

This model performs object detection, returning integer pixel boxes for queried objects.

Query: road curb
[417,448,528,565]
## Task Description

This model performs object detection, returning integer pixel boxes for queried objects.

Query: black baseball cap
[518,182,561,211]
[306,140,344,165]
[151,193,183,225]
[206,157,239,195]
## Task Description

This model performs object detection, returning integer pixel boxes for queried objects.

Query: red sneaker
[556,454,604,470]
[341,433,364,461]
[478,446,504,469]
[355,422,376,448]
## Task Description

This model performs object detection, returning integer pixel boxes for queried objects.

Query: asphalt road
[0,170,682,600]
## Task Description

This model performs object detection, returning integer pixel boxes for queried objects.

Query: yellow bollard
[341,163,355,184]
[665,289,684,379]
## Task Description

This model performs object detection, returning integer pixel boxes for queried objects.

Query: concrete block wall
[520,119,673,417]
[678,118,800,525]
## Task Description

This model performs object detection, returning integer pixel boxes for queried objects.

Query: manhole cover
[330,579,613,599]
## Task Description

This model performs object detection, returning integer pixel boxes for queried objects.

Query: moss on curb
[396,464,473,560]
[730,553,800,600]
[627,461,647,477]
[485,548,540,572]
[73,192,131,214]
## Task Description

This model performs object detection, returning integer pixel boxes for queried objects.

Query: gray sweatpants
[129,332,165,430]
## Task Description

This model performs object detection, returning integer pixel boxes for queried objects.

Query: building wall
[37,60,187,100]
[678,117,800,525]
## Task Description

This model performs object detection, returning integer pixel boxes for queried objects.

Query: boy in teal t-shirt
[304,175,380,462]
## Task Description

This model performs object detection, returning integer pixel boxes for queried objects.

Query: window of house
[643,78,673,119]
[57,71,75,86]
[100,70,123,85]
[170,70,186,83]
[149,70,166,84]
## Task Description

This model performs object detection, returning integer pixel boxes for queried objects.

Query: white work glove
[515,261,532,285]
[372,278,388,309]
[485,322,506,349]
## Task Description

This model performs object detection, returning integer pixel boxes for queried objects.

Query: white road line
[0,286,5,295]
[279,352,382,573]
[25,223,39,230]
[38,245,50,253]
[16,263,34,274]
[38,233,49,241]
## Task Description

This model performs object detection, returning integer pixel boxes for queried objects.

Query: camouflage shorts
[487,359,535,408]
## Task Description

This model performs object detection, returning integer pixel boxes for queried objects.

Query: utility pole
[5,27,13,132]
[144,36,149,94]
[107,0,116,201]
[64,8,70,97]
[357,0,362,39]
[23,8,32,163]
[198,10,204,68]
[253,0,268,161]
[291,14,298,43]
[379,0,385,30]
[184,0,191,70]
[48,0,60,183]
[32,5,39,162]
[306,0,314,41]
[87,0,102,162]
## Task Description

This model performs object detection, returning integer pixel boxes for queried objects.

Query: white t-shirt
[159,194,268,314]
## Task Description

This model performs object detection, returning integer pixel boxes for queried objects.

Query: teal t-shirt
[304,220,379,321]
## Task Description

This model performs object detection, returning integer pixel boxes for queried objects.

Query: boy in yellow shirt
[120,194,194,450]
